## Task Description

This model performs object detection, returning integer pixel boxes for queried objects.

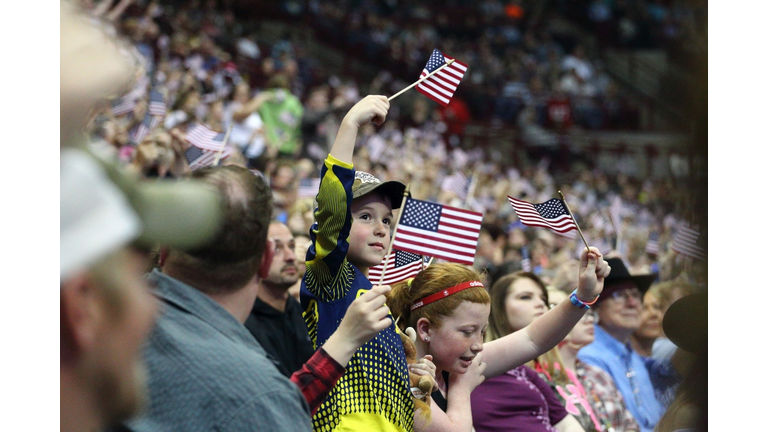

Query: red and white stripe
[369,253,423,286]
[188,146,234,171]
[393,203,482,266]
[507,196,577,234]
[416,54,468,107]
[186,124,225,151]
[671,225,705,261]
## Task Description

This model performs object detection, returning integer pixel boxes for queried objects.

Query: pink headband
[411,280,485,311]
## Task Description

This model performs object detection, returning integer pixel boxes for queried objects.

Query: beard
[95,358,150,427]
[265,266,301,289]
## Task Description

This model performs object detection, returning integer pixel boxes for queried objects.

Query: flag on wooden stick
[672,224,705,261]
[507,196,578,235]
[148,87,167,117]
[184,124,233,171]
[392,198,483,266]
[416,49,468,107]
[369,250,424,286]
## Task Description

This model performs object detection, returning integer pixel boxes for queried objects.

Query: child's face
[427,301,489,374]
[348,193,393,270]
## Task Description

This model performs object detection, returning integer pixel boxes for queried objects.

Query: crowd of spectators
[66,1,708,431]
[246,0,644,131]
[83,0,705,290]
[557,0,708,53]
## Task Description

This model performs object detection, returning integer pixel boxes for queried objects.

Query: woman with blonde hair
[387,248,610,432]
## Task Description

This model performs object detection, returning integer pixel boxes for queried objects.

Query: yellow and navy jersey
[300,155,413,432]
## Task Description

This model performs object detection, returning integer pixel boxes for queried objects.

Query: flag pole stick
[558,190,591,251]
[377,184,411,286]
[388,59,455,102]
[464,172,478,208]
[213,125,234,166]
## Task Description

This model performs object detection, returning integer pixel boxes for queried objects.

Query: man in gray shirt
[126,166,312,432]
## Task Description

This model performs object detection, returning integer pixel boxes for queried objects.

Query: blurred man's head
[60,149,152,432]
[163,166,274,294]
[61,148,222,432]
[60,248,157,430]
[263,222,300,291]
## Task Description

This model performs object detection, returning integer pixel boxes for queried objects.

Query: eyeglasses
[608,288,643,304]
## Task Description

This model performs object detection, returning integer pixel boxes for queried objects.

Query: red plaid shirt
[290,348,346,415]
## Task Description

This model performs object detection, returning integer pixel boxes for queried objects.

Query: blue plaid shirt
[126,270,312,432]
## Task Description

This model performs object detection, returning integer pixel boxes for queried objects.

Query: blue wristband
[570,290,598,309]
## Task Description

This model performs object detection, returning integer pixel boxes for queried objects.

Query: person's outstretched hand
[577,247,611,303]
[343,95,389,128]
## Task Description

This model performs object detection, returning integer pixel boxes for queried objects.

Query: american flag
[184,124,233,171]
[393,198,483,266]
[609,196,623,234]
[130,113,158,145]
[672,224,706,261]
[298,177,321,199]
[451,148,470,169]
[148,88,167,117]
[441,172,469,201]
[555,230,579,240]
[507,196,577,234]
[369,250,424,286]
[367,134,387,163]
[111,96,136,116]
[645,231,660,255]
[416,49,468,107]
[590,237,612,255]
[186,124,227,150]
[520,246,531,272]
[590,212,614,235]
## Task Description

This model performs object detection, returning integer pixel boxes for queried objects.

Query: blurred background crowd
[82,0,707,289]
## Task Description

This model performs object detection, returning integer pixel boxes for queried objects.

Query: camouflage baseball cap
[352,171,406,209]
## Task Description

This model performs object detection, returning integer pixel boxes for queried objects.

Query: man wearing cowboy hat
[578,258,666,432]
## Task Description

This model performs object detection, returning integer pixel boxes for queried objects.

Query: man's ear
[257,239,275,280]
[60,273,102,364]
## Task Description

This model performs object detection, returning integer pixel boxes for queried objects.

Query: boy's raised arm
[330,95,389,164]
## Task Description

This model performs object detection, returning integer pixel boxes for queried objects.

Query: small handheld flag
[520,246,531,272]
[388,49,467,105]
[415,49,468,106]
[298,177,321,199]
[369,250,424,286]
[184,124,234,171]
[130,113,159,145]
[672,224,705,261]
[441,172,470,201]
[392,197,483,266]
[645,231,660,255]
[111,96,136,116]
[507,196,577,234]
[148,88,167,117]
